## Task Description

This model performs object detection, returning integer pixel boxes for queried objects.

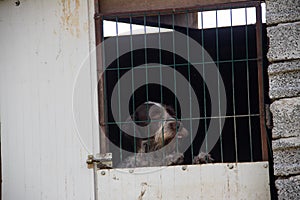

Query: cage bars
[199,10,209,160]
[129,15,137,164]
[229,8,239,162]
[96,1,268,166]
[245,7,254,162]
[171,13,180,153]
[115,17,123,162]
[186,11,195,161]
[103,114,261,125]
[158,14,167,160]
[103,58,260,71]
[215,8,224,163]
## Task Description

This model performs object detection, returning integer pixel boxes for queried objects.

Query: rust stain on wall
[83,22,89,32]
[60,0,81,38]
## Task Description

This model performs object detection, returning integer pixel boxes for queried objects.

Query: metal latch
[86,153,113,169]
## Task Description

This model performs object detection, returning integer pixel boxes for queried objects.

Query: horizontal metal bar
[105,114,260,125]
[104,58,259,71]
[99,0,261,17]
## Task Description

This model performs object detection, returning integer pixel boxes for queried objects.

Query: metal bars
[245,7,254,162]
[215,9,224,162]
[200,10,209,159]
[186,12,195,161]
[230,8,239,162]
[96,1,268,166]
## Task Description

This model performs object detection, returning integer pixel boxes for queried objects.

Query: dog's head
[131,102,189,152]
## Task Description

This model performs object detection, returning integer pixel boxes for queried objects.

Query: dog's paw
[193,152,214,164]
[163,152,184,166]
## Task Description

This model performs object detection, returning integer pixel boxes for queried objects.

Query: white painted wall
[97,162,271,200]
[0,0,99,199]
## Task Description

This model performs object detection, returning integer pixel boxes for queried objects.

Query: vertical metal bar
[230,8,238,162]
[245,7,254,162]
[158,14,165,150]
[158,14,166,160]
[215,9,224,162]
[186,11,194,160]
[143,15,150,157]
[129,16,137,163]
[172,13,179,153]
[94,2,108,154]
[200,11,208,158]
[158,14,162,105]
[115,17,123,161]
[255,3,268,161]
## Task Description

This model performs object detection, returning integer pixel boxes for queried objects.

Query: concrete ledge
[267,22,300,62]
[275,175,300,200]
[270,97,300,138]
[266,0,300,25]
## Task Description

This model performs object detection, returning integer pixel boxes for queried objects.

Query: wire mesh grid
[98,2,268,168]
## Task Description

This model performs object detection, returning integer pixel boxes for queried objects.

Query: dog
[117,102,213,168]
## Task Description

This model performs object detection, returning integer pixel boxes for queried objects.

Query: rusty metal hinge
[86,153,113,170]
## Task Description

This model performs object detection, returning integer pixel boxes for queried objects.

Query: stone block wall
[266,0,300,199]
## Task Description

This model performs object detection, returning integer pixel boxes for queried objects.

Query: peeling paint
[98,163,270,199]
[138,182,148,200]
[112,175,119,181]
[83,21,89,32]
[60,0,81,38]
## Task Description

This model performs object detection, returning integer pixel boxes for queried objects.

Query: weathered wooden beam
[99,0,259,16]
[95,0,109,154]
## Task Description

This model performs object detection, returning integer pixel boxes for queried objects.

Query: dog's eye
[169,121,181,130]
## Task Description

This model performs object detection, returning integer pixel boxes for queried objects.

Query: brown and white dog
[118,102,213,168]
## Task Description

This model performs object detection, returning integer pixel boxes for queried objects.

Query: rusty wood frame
[255,3,268,161]
[94,0,269,161]
[94,0,108,153]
